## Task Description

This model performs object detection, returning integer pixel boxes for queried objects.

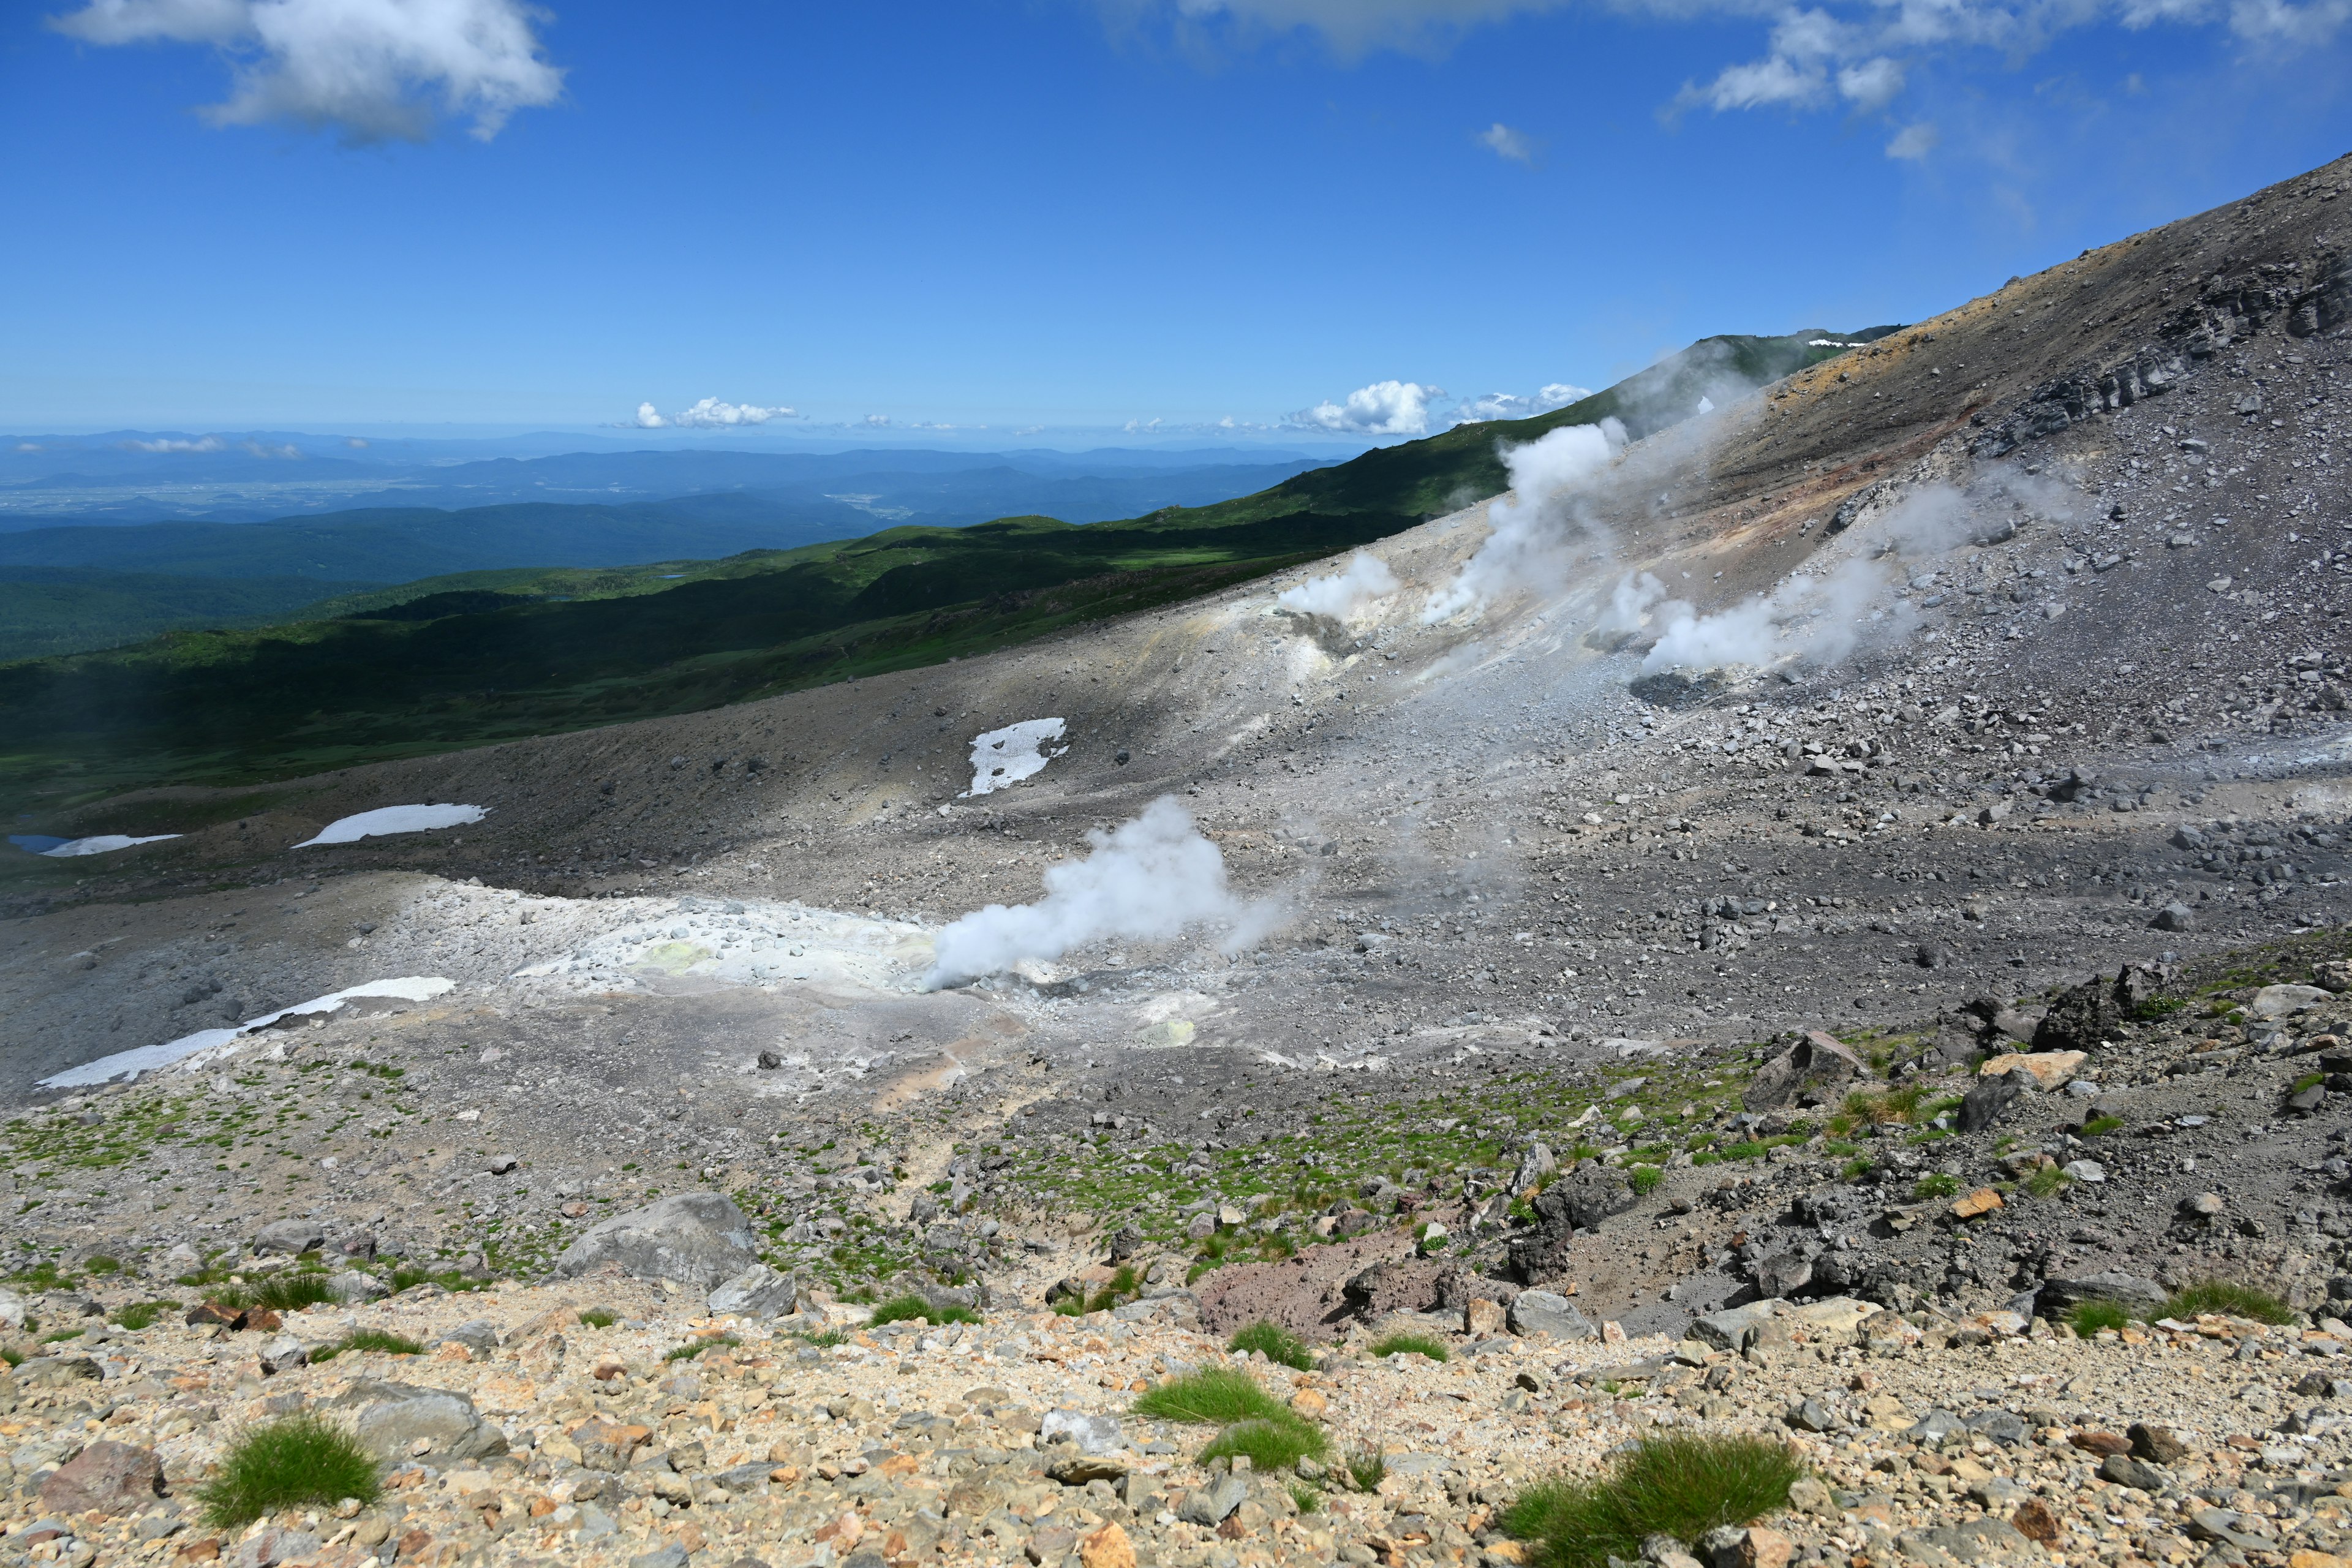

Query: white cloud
[1288,379,1443,436]
[1450,382,1591,425]
[1478,121,1536,162]
[119,435,225,453]
[863,413,892,427]
[630,398,798,429]
[49,0,564,143]
[243,439,301,457]
[344,436,369,447]
[1885,121,1940,157]
[15,443,46,453]
[1129,0,1572,57]
[1836,56,1904,108]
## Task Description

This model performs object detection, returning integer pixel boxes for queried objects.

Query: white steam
[1622,477,2063,674]
[1422,418,1626,623]
[1277,552,1399,620]
[925,796,1281,987]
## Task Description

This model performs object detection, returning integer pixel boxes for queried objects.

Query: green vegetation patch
[868,1294,981,1327]
[195,1414,380,1528]
[1367,1332,1450,1363]
[1501,1434,1806,1568]
[1134,1367,1297,1427]
[2159,1280,2293,1325]
[1200,1418,1329,1472]
[1229,1320,1315,1371]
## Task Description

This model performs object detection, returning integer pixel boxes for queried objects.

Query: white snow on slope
[962,718,1065,797]
[43,834,181,857]
[39,976,455,1088]
[296,804,487,846]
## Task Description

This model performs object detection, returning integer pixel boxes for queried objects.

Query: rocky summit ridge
[2,155,2352,1568]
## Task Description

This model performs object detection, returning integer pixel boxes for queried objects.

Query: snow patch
[962,719,1066,797]
[41,834,181,858]
[38,976,455,1088]
[296,804,488,846]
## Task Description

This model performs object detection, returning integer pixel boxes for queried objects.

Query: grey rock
[2098,1453,2167,1491]
[1743,1031,1868,1112]
[1958,1072,2029,1134]
[2185,1510,2268,1551]
[1178,1474,1248,1525]
[2038,1271,2166,1315]
[2151,903,2197,933]
[554,1192,759,1288]
[707,1264,804,1319]
[630,1547,690,1568]
[12,1357,101,1389]
[2035,974,2121,1053]
[1904,1409,1966,1444]
[1536,1167,1637,1231]
[323,1270,388,1304]
[253,1219,325,1256]
[1964,1409,2027,1445]
[1753,1250,1813,1300]
[1785,1396,1836,1433]
[330,1379,507,1462]
[1040,1411,1126,1456]
[440,1319,497,1357]
[1508,1290,1596,1340]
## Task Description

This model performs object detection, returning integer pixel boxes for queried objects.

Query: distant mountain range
[0,327,1884,801]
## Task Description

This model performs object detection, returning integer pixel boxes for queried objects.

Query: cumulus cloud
[1422,418,1626,622]
[1837,56,1905,108]
[1450,382,1591,425]
[863,413,892,427]
[119,435,225,453]
[1478,121,1536,162]
[51,0,566,143]
[1289,380,1443,436]
[243,439,301,458]
[1277,551,1400,620]
[926,795,1284,987]
[1885,121,1939,158]
[344,436,369,448]
[629,398,799,429]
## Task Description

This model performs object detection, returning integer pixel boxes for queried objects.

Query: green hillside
[0,568,385,662]
[0,329,1879,811]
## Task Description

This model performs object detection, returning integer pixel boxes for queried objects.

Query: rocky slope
[1,151,2351,1568]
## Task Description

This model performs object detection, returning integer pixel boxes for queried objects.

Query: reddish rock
[39,1440,164,1515]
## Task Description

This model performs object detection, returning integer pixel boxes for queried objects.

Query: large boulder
[707,1264,804,1319]
[39,1442,163,1515]
[1743,1031,1867,1112]
[2035,976,2121,1054]
[331,1379,507,1462]
[554,1193,758,1287]
[2037,1272,2167,1317]
[1507,1290,1596,1340]
[1536,1167,1637,1231]
[1958,1071,2031,1134]
[254,1219,326,1256]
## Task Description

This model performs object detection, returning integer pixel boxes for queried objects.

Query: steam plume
[926,797,1281,987]
[1422,418,1626,623]
[1278,552,1398,619]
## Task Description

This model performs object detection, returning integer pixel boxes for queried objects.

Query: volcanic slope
[4,153,2351,1346]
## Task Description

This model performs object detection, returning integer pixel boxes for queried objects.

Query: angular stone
[554,1193,759,1288]
[1047,1455,1131,1485]
[1958,1074,2028,1134]
[2038,1272,2166,1315]
[2255,984,2331,1019]
[1041,1411,1126,1457]
[331,1379,508,1462]
[1464,1298,1506,1336]
[2035,976,2121,1053]
[1691,1300,1788,1351]
[1081,1522,1137,1568]
[2152,903,2197,933]
[13,1355,102,1387]
[2100,1453,2166,1491]
[254,1219,326,1256]
[1753,1250,1812,1299]
[2011,1499,2062,1545]
[1743,1031,1868,1112]
[38,1442,163,1516]
[1951,1188,2003,1219]
[325,1270,388,1304]
[2129,1423,2188,1464]
[707,1264,804,1319]
[1508,1290,1596,1340]
[1178,1474,1248,1525]
[1978,1050,2086,1090]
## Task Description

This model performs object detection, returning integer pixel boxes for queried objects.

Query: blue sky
[4,0,2345,445]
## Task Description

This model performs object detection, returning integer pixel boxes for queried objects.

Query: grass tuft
[2023,1164,2068,1200]
[2079,1115,2124,1137]
[2068,1301,2133,1336]
[869,1294,982,1327]
[195,1414,380,1528]
[1347,1448,1388,1491]
[1366,1332,1449,1363]
[1135,1366,1295,1427]
[663,1335,740,1362]
[1628,1166,1664,1197]
[1200,1418,1329,1471]
[252,1274,336,1313]
[799,1327,850,1348]
[343,1329,423,1356]
[1501,1434,1805,1568]
[2158,1280,2294,1325]
[1229,1321,1314,1371]
[110,1301,173,1331]
[576,1308,617,1329]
